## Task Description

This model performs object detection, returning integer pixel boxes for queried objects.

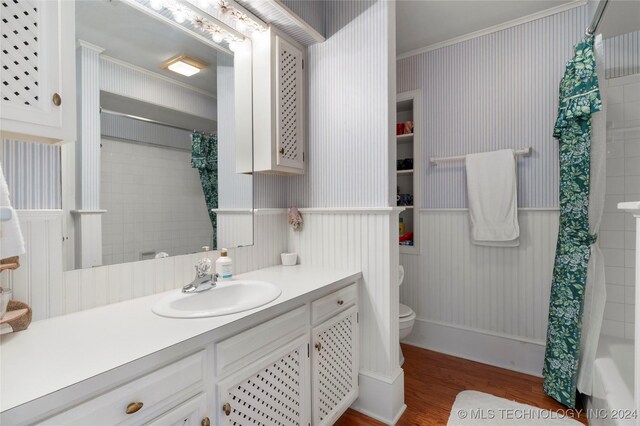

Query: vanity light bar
[145,0,244,46]
[216,0,268,34]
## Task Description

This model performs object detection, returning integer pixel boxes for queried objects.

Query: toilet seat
[399,303,414,318]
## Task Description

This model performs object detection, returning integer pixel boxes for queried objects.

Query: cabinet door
[275,34,304,171]
[311,306,359,426]
[0,0,75,142]
[217,335,310,426]
[146,393,208,426]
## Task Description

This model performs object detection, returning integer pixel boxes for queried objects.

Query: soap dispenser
[216,248,233,280]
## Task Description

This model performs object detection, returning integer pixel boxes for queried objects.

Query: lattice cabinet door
[217,335,311,426]
[0,0,75,142]
[274,34,304,171]
[311,306,359,426]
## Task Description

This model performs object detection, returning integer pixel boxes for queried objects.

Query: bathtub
[587,335,635,426]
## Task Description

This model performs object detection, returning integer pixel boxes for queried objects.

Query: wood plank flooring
[336,344,587,425]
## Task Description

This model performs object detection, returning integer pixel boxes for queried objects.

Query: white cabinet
[311,306,359,426]
[252,27,305,175]
[146,393,209,426]
[216,335,311,425]
[41,351,207,426]
[0,0,75,143]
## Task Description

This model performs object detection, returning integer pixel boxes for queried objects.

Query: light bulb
[149,0,163,10]
[212,33,223,43]
[228,42,239,52]
[174,10,187,23]
[236,19,247,32]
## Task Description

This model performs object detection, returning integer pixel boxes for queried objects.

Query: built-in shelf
[397,133,414,144]
[395,91,421,254]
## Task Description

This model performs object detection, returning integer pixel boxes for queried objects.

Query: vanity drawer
[311,283,357,325]
[215,306,308,378]
[41,351,206,426]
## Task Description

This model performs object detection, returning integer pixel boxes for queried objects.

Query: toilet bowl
[398,265,415,366]
[399,303,416,341]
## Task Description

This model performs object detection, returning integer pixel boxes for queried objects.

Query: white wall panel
[287,0,393,208]
[100,56,216,120]
[288,209,400,378]
[0,139,61,209]
[7,210,287,320]
[400,210,559,347]
[0,210,63,321]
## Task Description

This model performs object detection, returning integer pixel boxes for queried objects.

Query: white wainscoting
[6,210,288,320]
[288,208,404,422]
[399,209,559,376]
[0,210,63,321]
[288,208,400,376]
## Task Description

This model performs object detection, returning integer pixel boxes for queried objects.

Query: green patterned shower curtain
[191,132,218,249]
[543,38,602,408]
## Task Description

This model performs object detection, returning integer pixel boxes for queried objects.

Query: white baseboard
[403,318,546,377]
[351,369,406,425]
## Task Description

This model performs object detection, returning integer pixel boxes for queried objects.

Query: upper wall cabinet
[0,0,76,143]
[252,27,305,175]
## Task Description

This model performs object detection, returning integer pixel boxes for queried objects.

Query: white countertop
[0,265,361,413]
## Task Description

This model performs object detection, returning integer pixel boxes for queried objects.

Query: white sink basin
[152,280,282,318]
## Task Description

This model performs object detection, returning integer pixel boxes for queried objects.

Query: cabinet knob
[125,402,144,414]
[201,417,211,426]
[223,402,231,416]
[337,300,344,305]
[279,147,285,155]
[52,92,62,106]
[315,342,322,351]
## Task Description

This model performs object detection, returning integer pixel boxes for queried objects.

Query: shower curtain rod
[585,0,609,37]
[99,108,214,135]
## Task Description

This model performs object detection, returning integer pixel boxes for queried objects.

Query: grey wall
[286,0,394,208]
[397,7,638,209]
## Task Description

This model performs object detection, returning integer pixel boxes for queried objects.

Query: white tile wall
[100,138,212,265]
[601,73,640,340]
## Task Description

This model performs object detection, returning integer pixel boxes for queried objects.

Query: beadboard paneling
[281,0,325,36]
[287,0,393,208]
[217,55,253,210]
[288,209,400,378]
[397,7,591,209]
[100,56,216,120]
[8,210,287,319]
[0,210,63,321]
[605,31,640,79]
[400,210,559,345]
[0,139,61,209]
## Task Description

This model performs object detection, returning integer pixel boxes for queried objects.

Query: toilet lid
[399,304,413,318]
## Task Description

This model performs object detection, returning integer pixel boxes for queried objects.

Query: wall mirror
[65,0,254,270]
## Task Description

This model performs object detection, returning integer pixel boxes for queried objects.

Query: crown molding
[397,0,586,60]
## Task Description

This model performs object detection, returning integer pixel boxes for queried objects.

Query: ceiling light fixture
[161,55,209,77]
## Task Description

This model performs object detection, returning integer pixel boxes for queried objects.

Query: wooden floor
[336,344,587,425]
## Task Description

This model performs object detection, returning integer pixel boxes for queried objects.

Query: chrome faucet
[182,258,219,293]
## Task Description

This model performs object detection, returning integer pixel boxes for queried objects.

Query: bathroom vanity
[0,266,361,426]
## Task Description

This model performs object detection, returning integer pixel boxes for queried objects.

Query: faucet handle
[195,258,212,278]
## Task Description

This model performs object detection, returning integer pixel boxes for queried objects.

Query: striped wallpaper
[281,0,325,37]
[0,138,61,209]
[286,0,393,208]
[397,8,639,209]
[397,6,591,209]
[604,31,640,79]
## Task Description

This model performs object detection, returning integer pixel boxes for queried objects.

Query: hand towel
[0,163,25,259]
[465,149,519,247]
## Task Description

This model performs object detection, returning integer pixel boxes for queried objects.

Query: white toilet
[398,265,416,366]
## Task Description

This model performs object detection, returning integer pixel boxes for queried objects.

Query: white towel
[0,163,25,259]
[465,149,519,247]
